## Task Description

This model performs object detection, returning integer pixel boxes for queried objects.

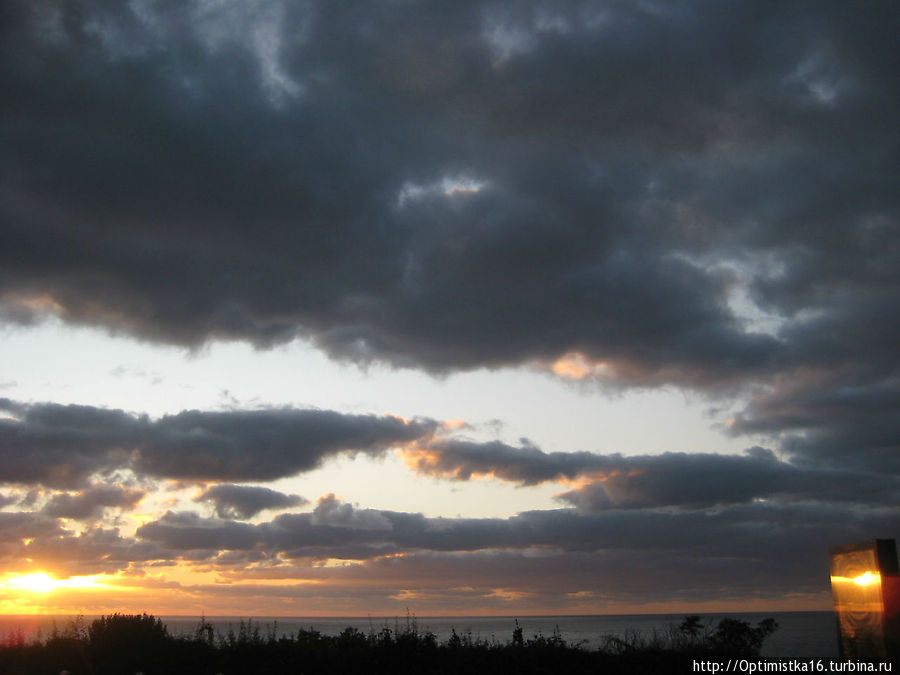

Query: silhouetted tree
[88,613,169,673]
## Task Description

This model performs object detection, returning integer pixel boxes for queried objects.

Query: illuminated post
[829,539,899,660]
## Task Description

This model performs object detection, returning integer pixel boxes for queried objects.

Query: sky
[0,0,898,617]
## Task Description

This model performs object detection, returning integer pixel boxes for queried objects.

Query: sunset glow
[548,353,611,380]
[2,573,108,594]
[0,0,896,623]
[4,574,56,594]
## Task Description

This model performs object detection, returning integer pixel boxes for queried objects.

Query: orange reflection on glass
[853,572,880,587]
[829,540,897,660]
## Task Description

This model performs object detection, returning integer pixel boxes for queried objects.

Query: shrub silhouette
[0,612,784,674]
[88,613,170,673]
[710,617,779,656]
[678,615,704,640]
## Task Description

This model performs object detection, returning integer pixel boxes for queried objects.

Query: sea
[0,611,837,658]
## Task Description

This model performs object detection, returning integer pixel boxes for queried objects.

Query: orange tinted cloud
[548,353,611,380]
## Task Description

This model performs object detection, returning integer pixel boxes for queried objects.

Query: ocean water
[0,611,838,658]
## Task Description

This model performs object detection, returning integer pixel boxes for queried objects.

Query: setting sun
[5,573,56,593]
[2,572,106,594]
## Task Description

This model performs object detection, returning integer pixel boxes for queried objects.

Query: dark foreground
[0,612,782,674]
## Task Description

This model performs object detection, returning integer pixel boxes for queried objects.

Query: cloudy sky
[0,0,897,616]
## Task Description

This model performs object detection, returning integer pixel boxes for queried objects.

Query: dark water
[0,611,838,658]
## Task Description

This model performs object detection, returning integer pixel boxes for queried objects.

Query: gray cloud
[555,455,900,512]
[0,511,64,541]
[1,488,892,608]
[41,484,146,520]
[2,0,896,497]
[135,495,898,564]
[136,511,261,553]
[406,438,607,485]
[728,374,900,474]
[130,495,899,607]
[195,483,307,520]
[0,399,436,487]
[18,526,164,577]
[2,1,897,487]
[1,0,894,387]
[2,391,895,549]
[408,439,900,508]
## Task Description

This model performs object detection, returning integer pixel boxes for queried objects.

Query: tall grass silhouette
[0,612,780,674]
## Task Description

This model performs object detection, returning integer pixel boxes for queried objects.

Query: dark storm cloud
[194,483,308,519]
[130,495,900,605]
[0,399,436,487]
[408,439,900,507]
[41,483,145,520]
[0,399,142,487]
[728,374,900,474]
[555,452,900,511]
[2,0,897,486]
[407,438,607,484]
[136,494,900,563]
[1,0,895,386]
[133,407,432,482]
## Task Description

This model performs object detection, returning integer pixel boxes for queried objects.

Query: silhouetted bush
[87,613,171,674]
[710,617,778,656]
[0,611,785,674]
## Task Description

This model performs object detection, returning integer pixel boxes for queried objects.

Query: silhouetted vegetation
[0,612,783,674]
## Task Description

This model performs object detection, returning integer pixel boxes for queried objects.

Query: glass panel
[830,547,886,659]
